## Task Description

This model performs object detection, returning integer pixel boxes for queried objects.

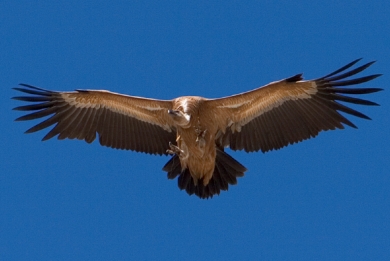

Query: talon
[168,142,184,155]
[166,149,175,155]
[201,129,207,138]
[196,129,207,144]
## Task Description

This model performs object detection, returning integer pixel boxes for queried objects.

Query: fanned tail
[163,148,247,199]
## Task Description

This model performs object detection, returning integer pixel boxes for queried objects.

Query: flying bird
[12,59,382,199]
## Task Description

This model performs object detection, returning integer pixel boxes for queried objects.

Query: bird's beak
[168,110,180,116]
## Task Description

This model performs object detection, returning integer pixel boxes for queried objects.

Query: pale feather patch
[181,99,189,112]
[62,93,173,132]
[136,105,164,111]
[216,99,252,109]
[183,113,191,122]
[237,81,317,127]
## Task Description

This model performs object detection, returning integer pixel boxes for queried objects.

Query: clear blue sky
[1,1,389,260]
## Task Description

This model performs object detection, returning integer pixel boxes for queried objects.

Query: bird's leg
[195,129,207,143]
[166,142,184,155]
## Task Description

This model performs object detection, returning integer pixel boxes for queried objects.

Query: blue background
[1,1,389,260]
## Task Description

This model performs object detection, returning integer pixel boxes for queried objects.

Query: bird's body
[169,95,242,186]
[13,59,382,198]
[170,96,216,185]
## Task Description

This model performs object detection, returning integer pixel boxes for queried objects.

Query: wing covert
[12,84,176,155]
[207,59,382,153]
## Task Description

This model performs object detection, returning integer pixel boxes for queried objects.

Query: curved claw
[167,142,184,155]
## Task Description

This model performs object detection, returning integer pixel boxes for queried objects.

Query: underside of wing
[12,84,176,155]
[207,59,382,153]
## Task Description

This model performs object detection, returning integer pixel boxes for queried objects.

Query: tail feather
[162,149,247,199]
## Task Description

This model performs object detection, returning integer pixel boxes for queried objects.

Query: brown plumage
[12,59,382,199]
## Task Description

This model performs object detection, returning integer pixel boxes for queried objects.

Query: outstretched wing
[12,85,176,155]
[207,59,382,153]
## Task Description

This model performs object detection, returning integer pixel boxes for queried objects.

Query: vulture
[13,59,382,199]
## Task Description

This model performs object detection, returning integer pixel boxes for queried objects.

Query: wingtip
[19,83,33,88]
[17,83,51,92]
[349,58,364,66]
[360,60,377,70]
[362,114,372,120]
[349,123,358,129]
[19,83,39,87]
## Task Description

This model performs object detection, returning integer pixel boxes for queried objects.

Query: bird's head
[168,109,191,128]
